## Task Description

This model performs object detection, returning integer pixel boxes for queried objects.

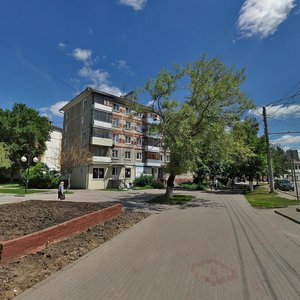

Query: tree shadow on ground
[179,198,226,209]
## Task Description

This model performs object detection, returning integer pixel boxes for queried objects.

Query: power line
[0,38,77,92]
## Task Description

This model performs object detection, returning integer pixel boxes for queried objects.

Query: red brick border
[0,203,123,265]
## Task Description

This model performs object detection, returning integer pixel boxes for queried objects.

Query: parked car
[274,179,294,191]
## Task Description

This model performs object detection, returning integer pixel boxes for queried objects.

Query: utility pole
[262,107,274,192]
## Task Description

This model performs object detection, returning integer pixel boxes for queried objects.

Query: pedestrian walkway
[15,191,300,300]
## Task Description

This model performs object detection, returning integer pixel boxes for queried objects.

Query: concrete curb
[0,203,123,265]
[274,209,300,225]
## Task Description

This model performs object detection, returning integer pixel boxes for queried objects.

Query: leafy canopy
[144,57,255,179]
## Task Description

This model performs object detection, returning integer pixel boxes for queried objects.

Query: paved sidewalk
[15,191,300,300]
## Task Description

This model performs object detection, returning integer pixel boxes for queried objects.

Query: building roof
[59,87,148,113]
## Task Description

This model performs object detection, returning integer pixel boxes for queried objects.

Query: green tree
[0,103,52,178]
[143,57,254,197]
[222,118,268,189]
[272,144,288,178]
[0,143,11,169]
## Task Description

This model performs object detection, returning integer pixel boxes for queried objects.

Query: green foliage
[272,145,289,177]
[133,175,164,189]
[0,143,11,169]
[0,103,52,176]
[21,162,61,189]
[133,175,155,187]
[244,186,300,208]
[143,56,254,193]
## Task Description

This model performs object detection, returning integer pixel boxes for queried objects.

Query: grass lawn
[0,188,48,195]
[244,186,300,208]
[149,194,195,205]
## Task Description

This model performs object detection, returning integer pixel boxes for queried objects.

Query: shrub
[21,162,61,189]
[134,175,155,187]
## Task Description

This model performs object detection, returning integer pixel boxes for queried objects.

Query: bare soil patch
[0,200,149,299]
[0,200,114,240]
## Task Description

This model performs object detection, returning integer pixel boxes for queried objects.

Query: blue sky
[0,0,300,152]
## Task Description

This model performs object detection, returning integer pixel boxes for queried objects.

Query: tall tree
[0,103,52,178]
[61,139,92,189]
[0,143,11,169]
[143,57,254,197]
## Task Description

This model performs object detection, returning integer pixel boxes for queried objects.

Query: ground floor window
[93,168,104,179]
[125,168,131,178]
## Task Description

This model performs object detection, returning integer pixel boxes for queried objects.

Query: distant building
[286,149,299,160]
[40,126,63,171]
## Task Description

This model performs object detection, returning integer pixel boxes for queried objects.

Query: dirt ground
[0,200,149,299]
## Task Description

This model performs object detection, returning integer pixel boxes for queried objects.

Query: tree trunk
[165,174,176,197]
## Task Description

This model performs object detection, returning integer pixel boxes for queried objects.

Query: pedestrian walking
[58,181,65,200]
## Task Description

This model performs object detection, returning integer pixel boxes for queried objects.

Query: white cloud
[119,0,147,11]
[58,42,66,49]
[271,135,300,146]
[112,59,130,70]
[72,48,92,62]
[238,0,296,38]
[50,101,69,116]
[78,66,122,96]
[251,104,300,119]
[39,101,68,119]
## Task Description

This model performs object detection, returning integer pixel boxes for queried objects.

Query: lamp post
[21,154,39,193]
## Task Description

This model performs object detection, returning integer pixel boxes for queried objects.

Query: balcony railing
[93,103,112,112]
[91,137,113,147]
[92,156,112,163]
[93,120,112,129]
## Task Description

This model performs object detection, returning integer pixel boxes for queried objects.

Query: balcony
[93,120,112,129]
[93,103,112,113]
[145,159,161,167]
[92,156,112,163]
[91,137,112,147]
[144,145,160,152]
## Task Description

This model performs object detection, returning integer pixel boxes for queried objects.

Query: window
[112,167,118,176]
[125,168,131,178]
[113,134,119,143]
[136,112,143,118]
[93,168,104,179]
[125,151,131,159]
[160,155,163,161]
[113,103,119,112]
[112,150,118,158]
[112,118,119,127]
[125,121,131,130]
[93,110,112,123]
[137,152,142,160]
[81,115,85,125]
[125,107,131,114]
[93,147,107,156]
[136,124,143,132]
[166,155,170,162]
[125,136,131,144]
[137,137,142,146]
[92,128,112,139]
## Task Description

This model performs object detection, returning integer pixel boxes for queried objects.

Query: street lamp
[21,154,39,193]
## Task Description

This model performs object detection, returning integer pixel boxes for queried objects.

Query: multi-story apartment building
[40,126,63,171]
[60,87,167,189]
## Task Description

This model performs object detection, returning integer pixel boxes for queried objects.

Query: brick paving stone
[15,191,300,300]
